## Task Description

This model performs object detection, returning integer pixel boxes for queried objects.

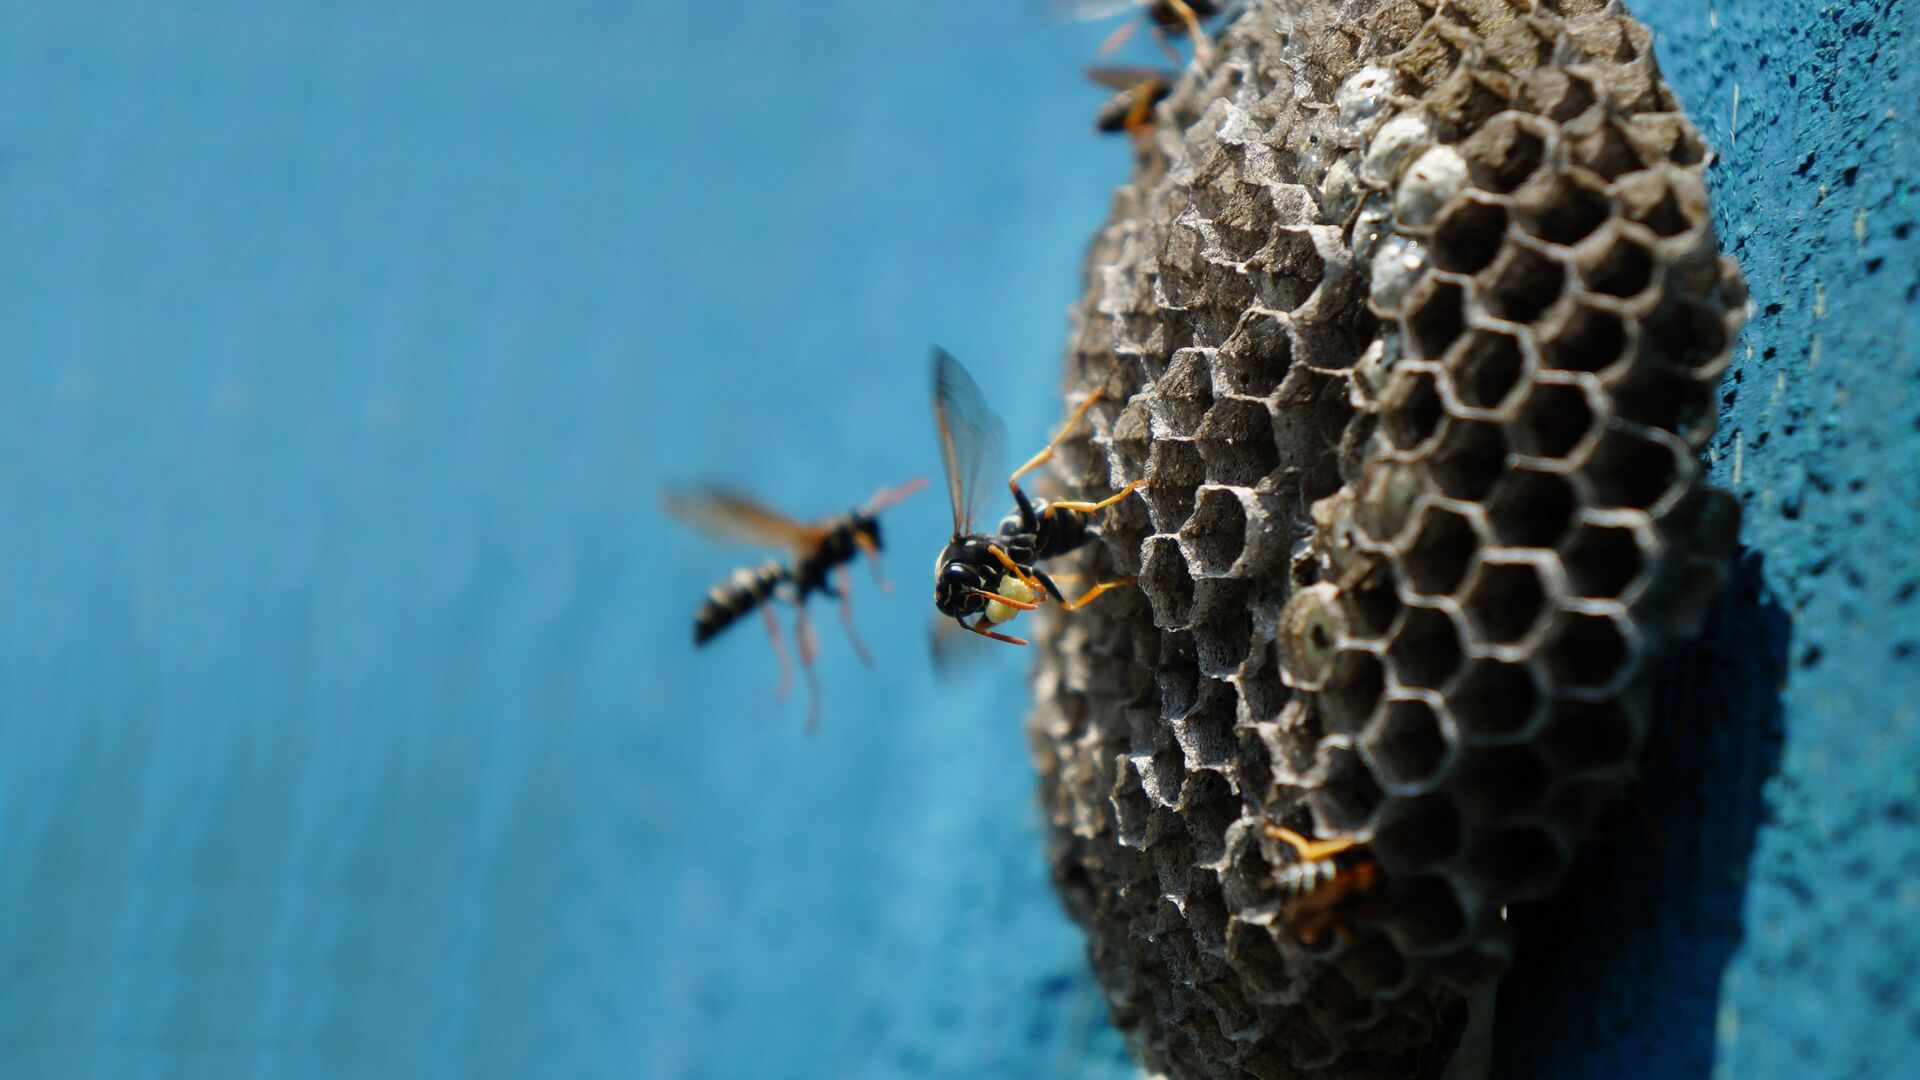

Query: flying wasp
[1088,66,1174,141]
[1057,0,1227,64]
[930,348,1142,646]
[663,477,926,731]
[1263,824,1384,944]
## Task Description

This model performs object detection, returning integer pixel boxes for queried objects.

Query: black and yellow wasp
[929,348,1142,646]
[663,477,925,731]
[1087,66,1174,141]
[1057,0,1228,63]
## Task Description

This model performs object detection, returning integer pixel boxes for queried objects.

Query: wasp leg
[986,544,1046,593]
[1098,18,1137,56]
[962,617,1028,646]
[1009,387,1107,492]
[1043,479,1145,518]
[1263,824,1361,863]
[968,587,1039,611]
[1166,0,1212,63]
[794,604,823,735]
[835,567,874,668]
[761,604,794,702]
[1031,568,1068,605]
[1059,577,1137,611]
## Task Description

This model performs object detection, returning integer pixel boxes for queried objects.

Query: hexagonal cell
[1374,793,1464,871]
[1225,917,1293,997]
[1451,743,1551,823]
[1343,559,1404,641]
[1155,629,1201,718]
[1614,369,1715,449]
[1151,350,1215,437]
[1641,298,1732,378]
[1569,115,1650,181]
[1543,611,1635,693]
[1397,503,1479,598]
[1355,458,1427,542]
[1447,659,1544,738]
[1577,228,1657,299]
[1482,243,1567,323]
[1192,580,1254,676]
[1521,170,1611,246]
[1462,557,1555,650]
[1381,368,1447,452]
[1509,380,1600,463]
[1559,518,1650,599]
[1486,467,1578,548]
[1196,397,1281,486]
[1430,197,1510,275]
[1181,486,1248,577]
[1585,426,1690,512]
[1144,438,1203,530]
[1140,536,1196,628]
[1616,166,1708,240]
[1427,418,1508,502]
[1386,605,1464,689]
[1541,302,1630,376]
[1321,648,1386,736]
[1537,695,1640,775]
[1309,742,1385,835]
[1462,826,1567,901]
[1444,328,1530,414]
[1460,112,1552,195]
[1279,582,1346,688]
[1217,308,1293,396]
[1380,874,1469,956]
[1403,279,1467,360]
[1518,65,1598,122]
[1363,697,1452,791]
[1332,931,1412,998]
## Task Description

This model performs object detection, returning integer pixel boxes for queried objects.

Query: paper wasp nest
[1029,1,1746,1076]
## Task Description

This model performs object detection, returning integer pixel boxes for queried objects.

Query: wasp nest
[1028,2,1747,1076]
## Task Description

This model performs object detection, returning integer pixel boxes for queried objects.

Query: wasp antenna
[865,475,929,513]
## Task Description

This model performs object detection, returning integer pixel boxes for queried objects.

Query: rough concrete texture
[1024,2,1755,1075]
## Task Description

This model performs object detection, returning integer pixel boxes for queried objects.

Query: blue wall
[0,2,1912,1079]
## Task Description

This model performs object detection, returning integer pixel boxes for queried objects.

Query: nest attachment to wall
[1026,2,1748,1077]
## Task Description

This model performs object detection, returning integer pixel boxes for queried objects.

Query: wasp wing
[931,347,1007,537]
[1085,65,1170,92]
[660,485,828,549]
[1050,0,1146,22]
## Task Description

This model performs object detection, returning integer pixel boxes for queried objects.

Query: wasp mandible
[930,348,1142,646]
[664,476,926,731]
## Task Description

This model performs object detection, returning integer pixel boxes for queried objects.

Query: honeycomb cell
[1426,418,1508,502]
[1614,368,1715,448]
[1459,111,1552,194]
[1381,368,1447,452]
[1342,560,1404,640]
[1311,742,1386,834]
[1577,226,1658,300]
[1279,582,1347,688]
[1616,165,1708,240]
[1386,605,1464,689]
[1447,659,1544,738]
[1431,196,1510,275]
[1145,438,1204,530]
[1509,379,1601,463]
[1486,467,1578,548]
[1461,557,1555,650]
[1559,518,1650,599]
[1543,611,1634,693]
[1218,308,1294,395]
[1321,648,1386,735]
[1520,169,1611,246]
[1381,875,1469,956]
[1363,697,1453,791]
[1197,397,1282,486]
[1356,458,1428,542]
[1482,243,1567,323]
[1183,486,1250,577]
[1541,302,1630,376]
[1403,278,1467,359]
[1154,350,1216,437]
[1641,298,1732,378]
[1374,793,1465,870]
[1584,425,1690,511]
[1443,327,1530,414]
[1141,536,1196,628]
[1398,503,1479,597]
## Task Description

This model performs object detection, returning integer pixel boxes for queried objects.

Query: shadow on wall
[1489,549,1789,1079]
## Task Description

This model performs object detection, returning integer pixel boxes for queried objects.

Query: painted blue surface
[2,2,1915,1079]
[1494,2,1920,1078]
[0,4,1136,1078]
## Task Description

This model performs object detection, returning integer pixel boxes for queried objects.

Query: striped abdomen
[1274,857,1344,904]
[694,559,787,645]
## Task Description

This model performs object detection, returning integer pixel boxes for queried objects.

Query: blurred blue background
[1,2,1914,1079]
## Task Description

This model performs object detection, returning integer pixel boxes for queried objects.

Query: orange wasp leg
[986,544,1045,594]
[1263,824,1361,863]
[1010,387,1107,489]
[1044,479,1145,518]
[835,568,874,668]
[1059,577,1138,611]
[1164,1,1212,63]
[761,604,794,702]
[793,604,823,735]
[968,587,1038,611]
[962,617,1028,646]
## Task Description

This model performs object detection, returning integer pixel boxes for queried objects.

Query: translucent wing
[931,347,1007,537]
[661,485,827,549]
[1086,65,1170,92]
[1051,0,1146,21]
[928,615,995,680]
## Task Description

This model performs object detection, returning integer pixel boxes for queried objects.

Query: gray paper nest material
[1027,1,1746,1077]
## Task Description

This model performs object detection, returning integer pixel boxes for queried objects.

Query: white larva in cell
[1360,112,1434,187]
[1394,144,1470,227]
[1368,235,1428,315]
[1335,65,1397,132]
